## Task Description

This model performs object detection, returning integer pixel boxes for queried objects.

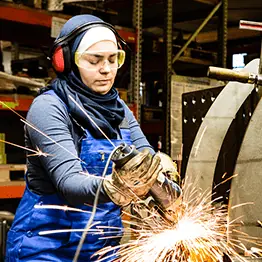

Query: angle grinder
[111,143,182,223]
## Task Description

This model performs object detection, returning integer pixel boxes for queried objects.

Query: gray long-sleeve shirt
[25,93,154,205]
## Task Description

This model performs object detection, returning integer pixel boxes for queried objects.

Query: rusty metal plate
[228,89,262,249]
[184,59,260,202]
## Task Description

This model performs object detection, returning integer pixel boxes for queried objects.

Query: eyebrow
[87,52,117,58]
[93,54,103,59]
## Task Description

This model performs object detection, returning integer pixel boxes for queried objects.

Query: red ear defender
[52,46,65,73]
[49,21,128,73]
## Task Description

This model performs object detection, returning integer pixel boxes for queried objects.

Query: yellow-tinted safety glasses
[75,50,126,71]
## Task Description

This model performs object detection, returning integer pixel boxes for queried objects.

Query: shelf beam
[0,95,34,111]
[0,181,25,199]
[0,2,136,43]
[0,2,70,27]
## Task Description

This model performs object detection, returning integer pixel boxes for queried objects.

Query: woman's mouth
[97,80,110,85]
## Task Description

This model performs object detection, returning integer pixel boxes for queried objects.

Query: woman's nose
[100,60,111,73]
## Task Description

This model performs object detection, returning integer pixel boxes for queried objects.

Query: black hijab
[45,15,125,139]
[48,72,125,139]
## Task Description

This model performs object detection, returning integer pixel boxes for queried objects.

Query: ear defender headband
[49,21,128,73]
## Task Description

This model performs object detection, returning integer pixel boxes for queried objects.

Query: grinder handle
[111,143,139,168]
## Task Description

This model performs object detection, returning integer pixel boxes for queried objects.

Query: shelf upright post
[131,0,143,122]
[11,42,19,61]
[218,0,228,68]
[0,42,4,72]
[163,0,173,154]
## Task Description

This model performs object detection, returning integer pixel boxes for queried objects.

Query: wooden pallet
[0,164,26,182]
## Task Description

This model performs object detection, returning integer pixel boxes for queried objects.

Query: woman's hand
[103,149,162,206]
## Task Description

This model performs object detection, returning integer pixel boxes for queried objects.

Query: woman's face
[77,41,118,95]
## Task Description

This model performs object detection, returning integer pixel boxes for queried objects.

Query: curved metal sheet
[228,93,262,249]
[184,59,260,201]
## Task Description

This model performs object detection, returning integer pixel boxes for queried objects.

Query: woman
[5,14,162,261]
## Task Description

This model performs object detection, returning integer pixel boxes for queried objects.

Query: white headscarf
[76,26,117,53]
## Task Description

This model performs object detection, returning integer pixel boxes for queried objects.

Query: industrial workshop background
[0,0,261,260]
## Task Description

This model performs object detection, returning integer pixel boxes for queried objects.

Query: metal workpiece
[208,66,261,85]
[183,59,260,202]
[228,81,262,250]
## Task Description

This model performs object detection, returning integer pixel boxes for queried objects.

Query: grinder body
[111,143,182,222]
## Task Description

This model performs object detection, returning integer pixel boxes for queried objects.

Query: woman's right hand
[103,149,162,206]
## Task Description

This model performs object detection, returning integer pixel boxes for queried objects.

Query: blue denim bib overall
[5,93,131,261]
